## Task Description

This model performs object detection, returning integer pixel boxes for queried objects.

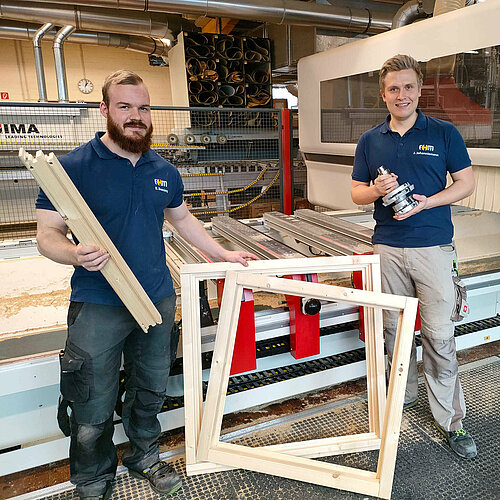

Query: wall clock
[78,78,94,94]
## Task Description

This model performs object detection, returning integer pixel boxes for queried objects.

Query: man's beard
[107,115,153,154]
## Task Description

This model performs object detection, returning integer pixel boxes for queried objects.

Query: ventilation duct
[53,25,75,102]
[426,0,466,75]
[0,1,193,41]
[0,20,172,101]
[392,0,434,29]
[33,23,53,102]
[0,20,171,56]
[8,0,393,34]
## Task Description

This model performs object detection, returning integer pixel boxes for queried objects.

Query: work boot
[402,397,418,410]
[434,421,477,458]
[129,460,182,496]
[80,481,112,500]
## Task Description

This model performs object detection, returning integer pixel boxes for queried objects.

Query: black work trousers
[60,294,177,498]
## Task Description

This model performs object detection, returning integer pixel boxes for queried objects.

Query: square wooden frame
[180,256,418,499]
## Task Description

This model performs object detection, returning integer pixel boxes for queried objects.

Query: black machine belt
[189,80,215,94]
[219,84,243,97]
[217,64,229,81]
[246,70,270,84]
[244,38,270,62]
[247,90,271,107]
[228,71,244,83]
[217,38,243,60]
[220,95,244,106]
[186,44,213,58]
[186,58,218,81]
[194,90,218,105]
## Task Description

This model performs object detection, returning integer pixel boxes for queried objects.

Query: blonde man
[351,54,476,459]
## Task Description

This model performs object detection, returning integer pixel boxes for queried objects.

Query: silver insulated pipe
[33,22,53,102]
[53,25,75,102]
[4,0,393,34]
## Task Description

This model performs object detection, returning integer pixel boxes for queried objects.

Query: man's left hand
[222,250,260,266]
[393,194,428,220]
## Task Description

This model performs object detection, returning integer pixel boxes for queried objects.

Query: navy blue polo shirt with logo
[36,132,184,306]
[352,110,471,248]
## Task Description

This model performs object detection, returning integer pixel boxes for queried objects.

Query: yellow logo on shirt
[418,144,434,152]
[154,178,168,193]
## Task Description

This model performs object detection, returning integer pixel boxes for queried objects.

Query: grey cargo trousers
[374,244,466,431]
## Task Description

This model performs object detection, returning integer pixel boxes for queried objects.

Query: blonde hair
[102,70,144,106]
[379,54,423,91]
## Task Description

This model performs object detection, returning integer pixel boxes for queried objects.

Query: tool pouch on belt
[451,275,469,322]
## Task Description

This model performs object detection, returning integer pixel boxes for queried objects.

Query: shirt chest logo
[414,144,439,157]
[154,178,169,193]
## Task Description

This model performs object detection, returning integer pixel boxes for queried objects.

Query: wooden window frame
[180,255,418,498]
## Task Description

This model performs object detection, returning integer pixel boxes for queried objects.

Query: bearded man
[35,70,258,499]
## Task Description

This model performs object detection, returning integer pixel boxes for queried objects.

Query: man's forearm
[170,213,228,261]
[37,228,79,266]
[425,179,475,209]
[351,184,381,205]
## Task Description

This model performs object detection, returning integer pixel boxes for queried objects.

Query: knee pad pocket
[60,343,92,404]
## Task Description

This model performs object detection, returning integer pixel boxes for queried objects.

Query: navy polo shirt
[36,132,184,306]
[352,110,471,248]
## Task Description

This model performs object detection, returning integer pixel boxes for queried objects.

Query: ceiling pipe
[0,20,170,56]
[53,25,75,102]
[33,23,53,102]
[0,2,193,41]
[7,0,393,34]
[392,0,433,29]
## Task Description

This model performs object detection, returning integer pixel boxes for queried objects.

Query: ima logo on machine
[0,123,40,134]
[418,144,434,152]
[154,178,168,193]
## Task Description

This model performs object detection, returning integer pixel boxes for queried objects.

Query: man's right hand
[76,243,109,271]
[374,173,398,197]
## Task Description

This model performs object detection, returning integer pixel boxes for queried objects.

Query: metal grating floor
[23,358,499,500]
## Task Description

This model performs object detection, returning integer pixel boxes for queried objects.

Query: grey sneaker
[403,398,418,410]
[129,460,182,496]
[434,422,477,459]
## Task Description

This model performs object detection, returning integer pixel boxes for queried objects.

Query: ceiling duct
[9,0,394,33]
[0,20,173,100]
[53,25,75,102]
[33,23,53,102]
[392,0,434,29]
[0,20,171,56]
[0,1,193,41]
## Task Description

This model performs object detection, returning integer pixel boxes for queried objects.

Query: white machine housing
[298,1,500,211]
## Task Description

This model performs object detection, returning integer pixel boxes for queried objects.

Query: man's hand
[394,194,427,220]
[220,249,260,267]
[374,173,399,197]
[76,243,110,271]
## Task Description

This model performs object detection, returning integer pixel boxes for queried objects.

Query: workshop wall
[0,40,173,105]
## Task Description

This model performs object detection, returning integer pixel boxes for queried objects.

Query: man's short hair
[102,70,144,106]
[379,54,423,91]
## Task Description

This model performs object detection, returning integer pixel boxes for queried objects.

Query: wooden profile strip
[180,254,381,280]
[19,148,161,332]
[235,273,407,311]
[195,269,418,499]
[188,432,381,475]
[208,442,380,497]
